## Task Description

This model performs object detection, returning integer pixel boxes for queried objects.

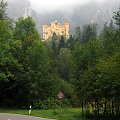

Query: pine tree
[73,26,81,42]
[81,24,97,43]
[66,35,74,50]
[59,35,65,49]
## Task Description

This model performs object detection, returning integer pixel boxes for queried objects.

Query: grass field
[0,108,85,120]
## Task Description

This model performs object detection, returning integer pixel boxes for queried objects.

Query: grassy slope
[0,108,85,120]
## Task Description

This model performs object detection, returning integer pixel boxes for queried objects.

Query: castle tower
[43,21,70,40]
[64,22,69,39]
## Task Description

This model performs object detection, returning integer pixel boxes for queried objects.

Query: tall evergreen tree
[73,26,81,42]
[51,32,60,56]
[113,8,120,42]
[58,35,65,49]
[66,35,74,50]
[81,24,97,43]
[113,8,120,28]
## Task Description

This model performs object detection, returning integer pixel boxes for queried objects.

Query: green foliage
[13,17,39,47]
[0,0,7,20]
[0,42,16,81]
[0,0,13,28]
[58,36,65,49]
[73,26,81,42]
[0,5,120,118]
[57,48,74,81]
[0,20,18,82]
[66,35,74,50]
[113,8,120,28]
[34,98,71,109]
[81,23,97,43]
[0,20,12,41]
[27,41,51,101]
[72,8,120,119]
[96,53,120,100]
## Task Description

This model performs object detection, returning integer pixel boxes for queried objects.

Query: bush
[34,97,72,109]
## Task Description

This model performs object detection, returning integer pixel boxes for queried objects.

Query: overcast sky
[29,0,108,13]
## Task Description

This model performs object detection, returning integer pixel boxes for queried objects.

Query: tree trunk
[112,101,114,116]
[82,101,84,113]
[104,101,107,116]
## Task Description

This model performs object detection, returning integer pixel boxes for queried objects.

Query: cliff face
[7,0,32,19]
[6,0,120,34]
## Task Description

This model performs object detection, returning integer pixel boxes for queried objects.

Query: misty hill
[7,0,120,36]
[7,0,31,19]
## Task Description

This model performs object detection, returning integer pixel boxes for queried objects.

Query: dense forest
[0,0,120,119]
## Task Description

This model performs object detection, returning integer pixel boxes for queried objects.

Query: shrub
[34,97,72,109]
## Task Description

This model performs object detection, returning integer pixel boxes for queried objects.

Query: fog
[29,0,108,13]
[6,0,119,34]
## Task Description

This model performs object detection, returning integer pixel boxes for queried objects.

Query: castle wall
[43,21,69,40]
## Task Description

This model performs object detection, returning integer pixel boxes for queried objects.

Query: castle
[43,21,69,40]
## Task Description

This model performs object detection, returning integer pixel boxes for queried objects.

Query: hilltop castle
[43,21,69,40]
